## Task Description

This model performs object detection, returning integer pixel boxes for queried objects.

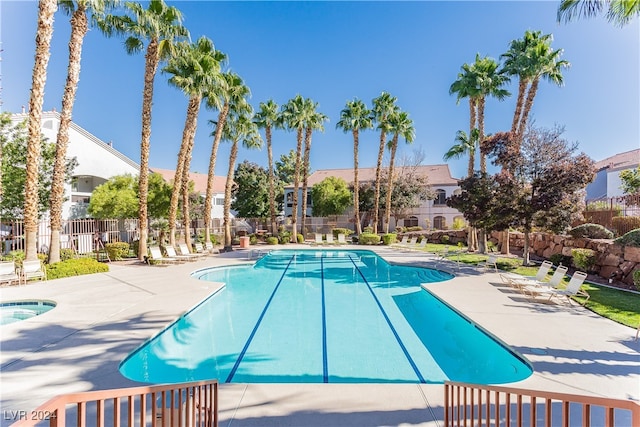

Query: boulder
[623,246,640,263]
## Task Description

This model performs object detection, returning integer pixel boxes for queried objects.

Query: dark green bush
[46,258,109,280]
[568,223,614,239]
[296,233,304,244]
[249,234,258,245]
[406,226,423,232]
[571,248,597,272]
[332,228,354,238]
[105,242,131,260]
[363,226,374,234]
[549,253,572,267]
[381,233,397,245]
[633,270,640,291]
[614,228,640,247]
[60,248,74,261]
[358,233,381,245]
[440,235,450,244]
[266,236,279,245]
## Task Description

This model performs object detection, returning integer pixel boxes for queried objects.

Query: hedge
[358,233,381,245]
[46,258,109,280]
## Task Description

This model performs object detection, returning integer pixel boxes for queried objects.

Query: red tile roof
[151,168,227,194]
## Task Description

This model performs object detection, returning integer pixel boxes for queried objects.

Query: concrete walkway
[0,246,638,426]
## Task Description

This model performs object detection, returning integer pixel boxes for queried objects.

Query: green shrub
[46,258,109,280]
[406,226,423,232]
[633,270,640,291]
[395,226,405,233]
[452,218,466,230]
[381,233,397,245]
[611,217,640,237]
[549,253,572,266]
[358,233,380,245]
[296,233,304,244]
[363,226,374,234]
[277,228,291,244]
[60,248,74,261]
[571,248,597,272]
[2,250,25,264]
[105,242,131,260]
[440,235,450,244]
[568,223,614,239]
[266,236,279,245]
[614,228,640,247]
[332,228,354,238]
[249,234,258,245]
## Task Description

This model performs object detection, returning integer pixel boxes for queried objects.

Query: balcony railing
[11,380,218,427]
[444,381,640,427]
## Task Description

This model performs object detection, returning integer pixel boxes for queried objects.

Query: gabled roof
[594,149,640,172]
[152,168,227,194]
[287,164,459,188]
[11,111,140,170]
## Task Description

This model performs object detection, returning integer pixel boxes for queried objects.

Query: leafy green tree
[380,164,434,227]
[0,116,76,220]
[336,98,373,234]
[231,161,270,218]
[557,0,640,26]
[275,149,298,185]
[88,173,171,219]
[311,176,352,219]
[620,166,640,195]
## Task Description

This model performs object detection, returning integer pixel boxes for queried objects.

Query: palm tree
[253,99,280,235]
[202,72,250,245]
[300,100,328,237]
[111,0,188,261]
[49,0,118,264]
[163,37,224,250]
[443,129,480,177]
[557,0,640,26]
[24,0,57,261]
[221,106,262,251]
[280,95,308,243]
[336,99,373,235]
[370,92,399,233]
[383,111,414,234]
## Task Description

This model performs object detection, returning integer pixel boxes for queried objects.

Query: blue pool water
[1,300,56,325]
[120,250,532,384]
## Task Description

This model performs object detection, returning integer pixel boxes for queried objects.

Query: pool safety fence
[10,380,218,427]
[444,381,640,427]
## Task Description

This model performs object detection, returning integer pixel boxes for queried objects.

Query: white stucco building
[283,164,464,231]
[586,149,640,200]
[10,111,140,220]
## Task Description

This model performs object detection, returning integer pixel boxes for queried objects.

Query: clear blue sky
[2,1,638,180]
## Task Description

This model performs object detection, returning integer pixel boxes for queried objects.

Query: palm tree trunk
[384,136,398,234]
[49,6,87,264]
[167,93,198,248]
[24,0,57,261]
[372,129,386,233]
[223,140,239,250]
[203,104,229,245]
[523,227,531,266]
[290,127,303,243]
[516,77,539,143]
[300,126,312,238]
[353,129,361,235]
[266,125,277,235]
[477,97,487,174]
[467,99,476,177]
[179,96,201,251]
[137,38,160,260]
[511,79,528,137]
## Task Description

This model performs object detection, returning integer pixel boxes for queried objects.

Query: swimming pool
[1,300,56,325]
[120,249,532,384]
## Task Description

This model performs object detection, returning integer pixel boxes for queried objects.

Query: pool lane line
[348,255,426,384]
[320,255,329,383]
[226,254,296,383]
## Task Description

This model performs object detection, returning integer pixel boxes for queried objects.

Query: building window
[434,216,446,230]
[215,198,224,206]
[434,189,447,206]
[405,216,419,227]
[71,195,90,204]
[286,192,293,207]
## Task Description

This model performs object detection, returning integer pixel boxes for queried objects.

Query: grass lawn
[416,243,640,329]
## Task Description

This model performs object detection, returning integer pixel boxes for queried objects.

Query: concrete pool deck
[0,245,638,426]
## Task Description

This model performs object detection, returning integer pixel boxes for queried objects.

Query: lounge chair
[313,233,323,245]
[337,233,348,244]
[519,265,568,294]
[0,261,21,286]
[148,246,180,265]
[393,236,409,247]
[325,234,336,245]
[20,260,47,283]
[194,242,212,256]
[528,271,590,305]
[500,260,553,285]
[477,254,499,272]
[178,243,206,260]
[204,241,220,254]
[165,245,195,262]
[409,240,427,251]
